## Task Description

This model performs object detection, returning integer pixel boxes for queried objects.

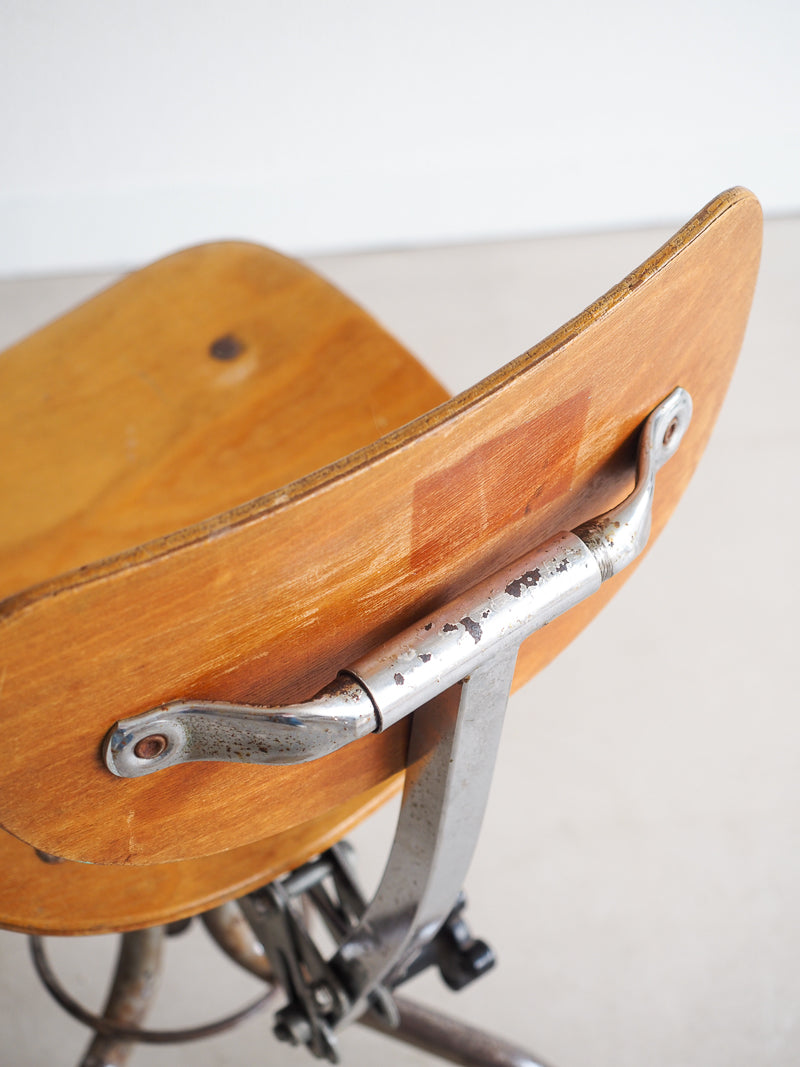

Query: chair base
[30,851,553,1067]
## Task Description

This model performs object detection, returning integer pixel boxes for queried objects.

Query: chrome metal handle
[103,387,691,779]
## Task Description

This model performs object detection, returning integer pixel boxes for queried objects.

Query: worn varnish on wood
[0,190,761,933]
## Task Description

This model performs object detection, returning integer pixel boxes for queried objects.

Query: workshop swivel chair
[0,188,762,1065]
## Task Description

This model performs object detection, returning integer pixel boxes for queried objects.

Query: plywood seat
[0,189,762,935]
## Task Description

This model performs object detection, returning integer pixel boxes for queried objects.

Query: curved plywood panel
[0,191,761,893]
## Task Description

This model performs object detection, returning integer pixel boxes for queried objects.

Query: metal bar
[79,928,164,1067]
[104,674,376,778]
[346,531,599,732]
[240,884,342,1061]
[331,647,518,1025]
[363,995,555,1067]
[201,901,271,981]
[29,936,276,1044]
[103,387,691,780]
[350,385,692,735]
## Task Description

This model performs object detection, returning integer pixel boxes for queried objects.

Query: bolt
[274,1007,312,1046]
[662,417,680,447]
[133,734,168,760]
[311,981,336,1014]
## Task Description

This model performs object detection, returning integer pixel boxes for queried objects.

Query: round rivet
[134,734,168,760]
[662,417,679,447]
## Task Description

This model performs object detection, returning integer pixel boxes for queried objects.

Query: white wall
[1,0,797,275]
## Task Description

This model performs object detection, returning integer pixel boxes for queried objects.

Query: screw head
[311,981,336,1013]
[133,734,168,760]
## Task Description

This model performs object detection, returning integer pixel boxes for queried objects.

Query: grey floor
[0,214,798,1066]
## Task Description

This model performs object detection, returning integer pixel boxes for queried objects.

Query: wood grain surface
[0,191,762,896]
[0,776,403,936]
[0,242,448,598]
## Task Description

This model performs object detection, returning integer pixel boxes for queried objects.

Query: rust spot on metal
[505,568,541,597]
[134,734,168,760]
[394,673,405,686]
[419,653,432,663]
[460,616,482,643]
[424,622,433,631]
[442,623,458,633]
[555,560,568,573]
[209,333,245,361]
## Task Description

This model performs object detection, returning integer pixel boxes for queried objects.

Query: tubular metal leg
[79,927,165,1067]
[201,901,271,980]
[363,996,553,1067]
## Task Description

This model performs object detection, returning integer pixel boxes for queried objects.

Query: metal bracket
[100,388,691,1054]
[239,844,398,1063]
[237,844,496,1062]
[104,387,691,779]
